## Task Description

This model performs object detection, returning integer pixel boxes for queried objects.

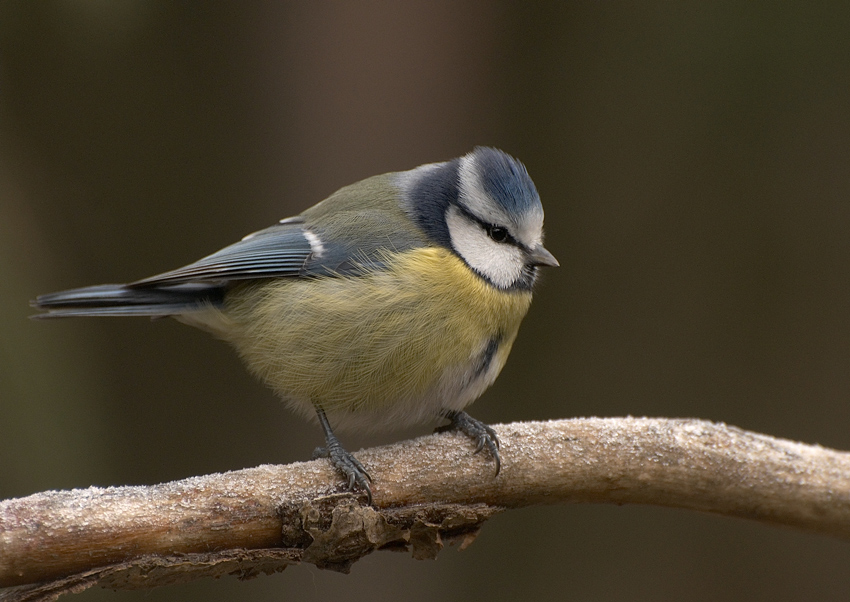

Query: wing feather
[130,223,314,287]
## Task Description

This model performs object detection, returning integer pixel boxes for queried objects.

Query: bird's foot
[437,410,501,476]
[312,444,373,504]
[314,410,372,504]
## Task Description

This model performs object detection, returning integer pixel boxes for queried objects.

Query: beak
[529,245,559,267]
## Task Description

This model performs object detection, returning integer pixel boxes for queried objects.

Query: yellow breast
[218,247,532,430]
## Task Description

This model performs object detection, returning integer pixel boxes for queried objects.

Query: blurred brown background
[2,2,850,600]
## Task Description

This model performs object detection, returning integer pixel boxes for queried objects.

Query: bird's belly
[220,247,532,431]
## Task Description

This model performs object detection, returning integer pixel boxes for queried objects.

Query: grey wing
[31,216,400,319]
[32,219,318,318]
[130,219,315,287]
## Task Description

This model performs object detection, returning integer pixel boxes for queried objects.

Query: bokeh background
[2,2,850,600]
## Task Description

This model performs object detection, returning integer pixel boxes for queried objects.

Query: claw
[439,410,501,476]
[315,409,373,504]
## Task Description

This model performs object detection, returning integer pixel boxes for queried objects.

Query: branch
[2,417,849,601]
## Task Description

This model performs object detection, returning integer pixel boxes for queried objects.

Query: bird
[32,147,558,503]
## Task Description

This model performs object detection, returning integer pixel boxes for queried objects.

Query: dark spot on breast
[473,336,501,379]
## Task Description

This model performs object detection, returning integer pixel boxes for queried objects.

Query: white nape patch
[302,229,325,258]
[393,161,445,196]
[446,205,525,289]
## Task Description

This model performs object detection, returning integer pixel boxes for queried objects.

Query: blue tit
[32,146,558,502]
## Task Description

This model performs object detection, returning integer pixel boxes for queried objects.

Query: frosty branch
[2,417,849,601]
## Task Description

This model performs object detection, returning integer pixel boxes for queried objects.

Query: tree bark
[2,417,849,601]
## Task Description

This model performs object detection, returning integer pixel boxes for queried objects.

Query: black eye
[487,226,509,243]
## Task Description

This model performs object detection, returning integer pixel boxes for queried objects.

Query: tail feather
[31,283,224,319]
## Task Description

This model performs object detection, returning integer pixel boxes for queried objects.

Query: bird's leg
[437,409,501,476]
[312,408,373,504]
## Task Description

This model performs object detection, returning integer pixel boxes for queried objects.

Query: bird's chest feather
[221,247,532,429]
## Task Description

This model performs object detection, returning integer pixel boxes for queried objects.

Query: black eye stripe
[451,204,520,246]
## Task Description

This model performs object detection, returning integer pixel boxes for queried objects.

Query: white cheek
[445,206,525,289]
